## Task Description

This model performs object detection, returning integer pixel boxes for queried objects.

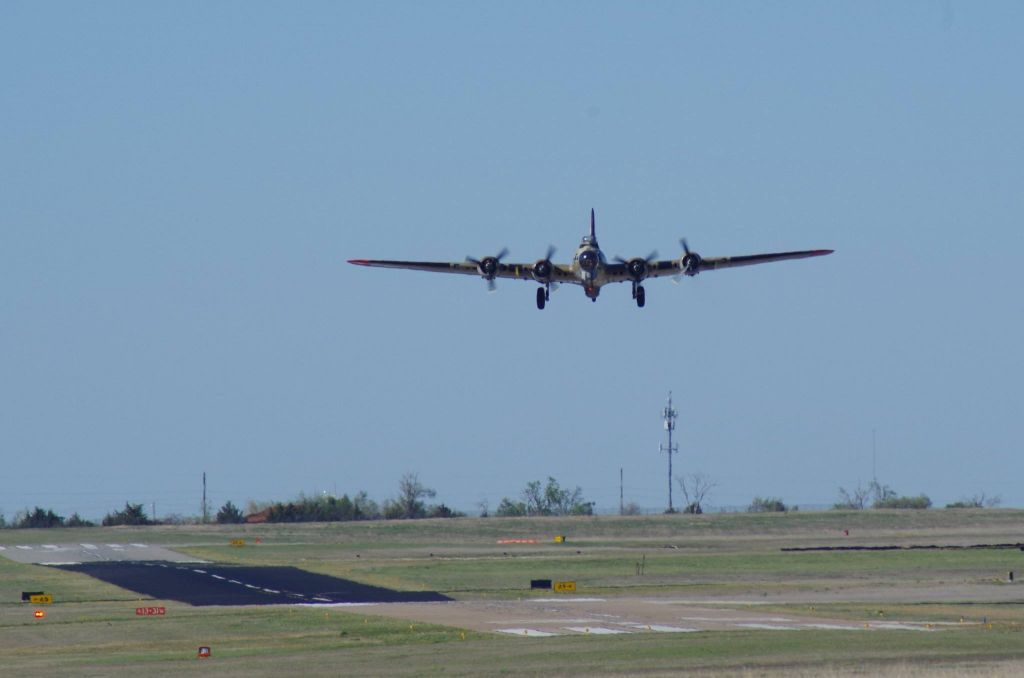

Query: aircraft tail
[590,208,596,239]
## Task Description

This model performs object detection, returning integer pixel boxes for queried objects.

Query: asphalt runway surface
[51,561,451,606]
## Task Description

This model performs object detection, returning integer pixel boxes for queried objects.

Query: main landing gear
[536,286,549,310]
[632,282,646,308]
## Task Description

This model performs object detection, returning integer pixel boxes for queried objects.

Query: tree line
[0,473,593,528]
[663,473,1000,515]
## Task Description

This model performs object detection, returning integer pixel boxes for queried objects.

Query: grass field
[2,510,1024,676]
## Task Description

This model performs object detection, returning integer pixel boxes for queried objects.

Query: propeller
[466,247,509,291]
[614,250,658,281]
[679,239,702,277]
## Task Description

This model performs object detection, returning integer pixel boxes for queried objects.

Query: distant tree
[868,481,897,507]
[216,501,245,524]
[352,491,379,520]
[676,473,716,515]
[834,484,869,510]
[15,507,64,528]
[621,502,643,516]
[65,512,95,527]
[426,503,463,518]
[102,502,152,526]
[393,473,437,519]
[748,497,788,513]
[946,493,1001,509]
[477,499,490,518]
[836,480,900,510]
[495,497,527,517]
[522,480,546,515]
[497,477,592,517]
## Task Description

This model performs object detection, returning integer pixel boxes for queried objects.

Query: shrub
[748,497,788,513]
[65,513,94,527]
[874,494,932,510]
[102,502,152,526]
[216,501,245,524]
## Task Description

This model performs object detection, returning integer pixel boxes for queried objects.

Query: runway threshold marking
[496,628,560,637]
[622,623,699,633]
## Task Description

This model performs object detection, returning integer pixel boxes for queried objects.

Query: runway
[51,561,451,606]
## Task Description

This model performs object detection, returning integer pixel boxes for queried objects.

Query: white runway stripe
[496,628,559,637]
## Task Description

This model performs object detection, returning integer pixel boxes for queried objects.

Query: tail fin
[590,208,596,239]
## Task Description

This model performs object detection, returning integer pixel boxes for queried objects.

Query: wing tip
[348,259,371,266]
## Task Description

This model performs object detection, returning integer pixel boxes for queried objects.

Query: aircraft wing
[691,249,834,273]
[604,248,832,283]
[348,259,576,282]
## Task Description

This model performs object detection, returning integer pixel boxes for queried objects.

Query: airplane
[348,209,833,309]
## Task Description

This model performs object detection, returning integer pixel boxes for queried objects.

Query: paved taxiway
[0,542,198,564]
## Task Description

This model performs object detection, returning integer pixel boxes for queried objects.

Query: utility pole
[619,467,624,515]
[202,472,209,524]
[660,392,679,512]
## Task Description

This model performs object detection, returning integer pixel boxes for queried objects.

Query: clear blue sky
[2,2,1022,520]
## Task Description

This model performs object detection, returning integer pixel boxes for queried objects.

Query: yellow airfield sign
[553,581,577,593]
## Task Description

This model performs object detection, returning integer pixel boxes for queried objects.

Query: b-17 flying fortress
[349,209,833,309]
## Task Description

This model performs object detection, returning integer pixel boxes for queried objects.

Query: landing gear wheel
[536,287,546,310]
[636,285,646,308]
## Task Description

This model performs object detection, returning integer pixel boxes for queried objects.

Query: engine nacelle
[476,256,500,279]
[681,252,702,276]
[625,257,649,281]
[532,259,554,283]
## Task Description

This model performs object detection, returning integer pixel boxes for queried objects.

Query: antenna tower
[660,392,679,512]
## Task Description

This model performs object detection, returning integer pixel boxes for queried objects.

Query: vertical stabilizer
[590,208,596,239]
